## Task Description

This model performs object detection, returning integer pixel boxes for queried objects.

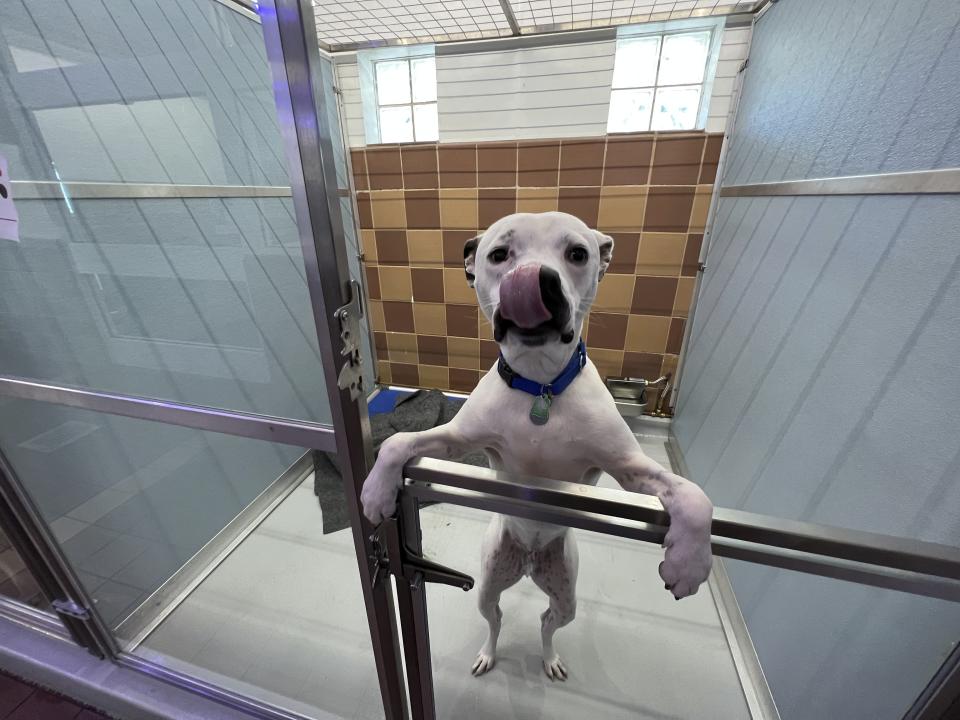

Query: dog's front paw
[542,653,568,681]
[360,464,399,524]
[659,527,712,600]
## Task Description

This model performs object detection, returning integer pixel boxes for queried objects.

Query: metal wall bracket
[335,279,364,400]
[369,516,474,593]
[51,599,91,621]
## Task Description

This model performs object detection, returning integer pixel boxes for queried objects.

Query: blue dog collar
[497,340,587,398]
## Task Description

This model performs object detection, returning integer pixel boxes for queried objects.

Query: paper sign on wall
[0,154,20,243]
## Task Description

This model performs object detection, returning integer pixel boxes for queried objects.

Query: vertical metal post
[258,3,408,718]
[395,493,436,720]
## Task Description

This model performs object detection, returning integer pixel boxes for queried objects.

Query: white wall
[334,24,750,147]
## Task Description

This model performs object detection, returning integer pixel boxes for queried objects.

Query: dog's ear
[595,231,614,280]
[463,234,481,287]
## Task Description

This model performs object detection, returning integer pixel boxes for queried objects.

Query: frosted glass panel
[651,85,701,130]
[414,103,439,141]
[375,59,411,105]
[380,105,414,143]
[612,36,660,89]
[658,31,710,85]
[411,57,437,103]
[607,88,654,132]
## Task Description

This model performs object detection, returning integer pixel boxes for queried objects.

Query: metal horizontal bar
[10,181,292,200]
[404,458,960,582]
[406,479,960,602]
[720,168,960,197]
[211,0,259,22]
[0,376,336,452]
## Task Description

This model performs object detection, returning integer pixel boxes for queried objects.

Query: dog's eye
[566,246,589,265]
[488,247,508,264]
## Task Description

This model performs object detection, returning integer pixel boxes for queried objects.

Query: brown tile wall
[353,132,721,408]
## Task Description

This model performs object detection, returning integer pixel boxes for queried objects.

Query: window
[373,56,438,143]
[607,27,716,133]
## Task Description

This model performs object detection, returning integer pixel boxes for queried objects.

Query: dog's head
[464,212,613,359]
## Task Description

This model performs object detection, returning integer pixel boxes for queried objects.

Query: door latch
[369,517,474,593]
[335,279,364,400]
[52,598,91,620]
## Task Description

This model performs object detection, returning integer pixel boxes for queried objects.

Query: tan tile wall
[354,132,722,406]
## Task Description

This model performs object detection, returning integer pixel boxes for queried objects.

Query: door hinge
[739,58,750,73]
[369,517,474,593]
[698,261,707,273]
[335,279,364,400]
[52,598,91,620]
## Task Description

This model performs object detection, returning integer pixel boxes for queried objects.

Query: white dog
[361,212,713,681]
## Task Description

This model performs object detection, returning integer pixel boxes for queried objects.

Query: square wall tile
[446,304,479,338]
[518,141,560,187]
[386,332,419,364]
[443,229,479,267]
[593,274,636,313]
[632,276,678,316]
[361,229,378,262]
[419,364,449,390]
[559,139,606,187]
[607,232,640,275]
[517,188,558,214]
[375,229,408,265]
[674,276,696,317]
[411,267,445,303]
[666,317,686,354]
[391,362,419,387]
[364,265,380,299]
[650,135,705,185]
[401,145,439,189]
[604,136,653,185]
[644,187,695,233]
[478,142,517,187]
[598,186,647,231]
[478,314,495,341]
[447,337,480,369]
[449,368,480,393]
[636,233,685,276]
[587,312,629,350]
[368,300,386,332]
[689,186,713,233]
[356,192,373,228]
[682,234,703,276]
[382,300,415,333]
[661,353,679,381]
[590,348,624,379]
[440,189,478,229]
[350,150,368,191]
[366,147,403,190]
[414,303,446,335]
[371,190,407,228]
[374,331,387,352]
[439,144,477,188]
[479,188,517,228]
[405,190,441,229]
[480,339,499,368]
[622,351,663,381]
[700,134,723,185]
[626,314,671,353]
[407,230,443,266]
[443,268,477,304]
[378,359,392,383]
[558,187,601,227]
[378,266,413,302]
[417,335,448,366]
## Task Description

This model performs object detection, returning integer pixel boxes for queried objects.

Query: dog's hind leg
[473,515,524,676]
[531,530,579,681]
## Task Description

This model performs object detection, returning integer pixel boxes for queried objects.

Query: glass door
[0,0,403,718]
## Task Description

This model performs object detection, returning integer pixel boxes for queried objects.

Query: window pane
[651,85,702,130]
[375,59,410,105]
[611,36,661,88]
[411,56,437,103]
[657,31,710,85]
[413,102,439,142]
[606,88,654,133]
[379,105,414,143]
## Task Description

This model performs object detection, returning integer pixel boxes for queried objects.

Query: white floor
[140,436,750,720]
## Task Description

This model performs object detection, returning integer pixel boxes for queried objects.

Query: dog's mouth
[493,311,574,346]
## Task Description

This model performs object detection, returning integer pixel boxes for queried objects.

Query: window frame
[358,45,438,145]
[607,17,725,134]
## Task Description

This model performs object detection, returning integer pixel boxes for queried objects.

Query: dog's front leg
[606,451,713,599]
[361,425,482,524]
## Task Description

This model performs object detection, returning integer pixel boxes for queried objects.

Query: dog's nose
[538,266,566,321]
[499,263,553,328]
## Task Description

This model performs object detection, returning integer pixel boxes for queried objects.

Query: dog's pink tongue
[499,264,552,329]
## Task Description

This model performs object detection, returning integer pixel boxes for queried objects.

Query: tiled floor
[140,435,749,720]
[0,672,109,720]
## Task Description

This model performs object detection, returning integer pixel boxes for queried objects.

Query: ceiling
[313,0,756,52]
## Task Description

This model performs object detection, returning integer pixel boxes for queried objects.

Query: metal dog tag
[530,392,552,425]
